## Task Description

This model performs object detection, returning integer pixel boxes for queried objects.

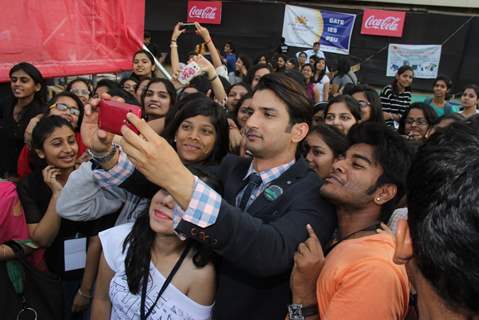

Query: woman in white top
[92,171,216,320]
[313,58,330,103]
[459,84,479,118]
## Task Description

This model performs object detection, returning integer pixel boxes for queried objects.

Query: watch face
[288,304,304,320]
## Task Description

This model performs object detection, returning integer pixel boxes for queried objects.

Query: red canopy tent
[0,0,145,82]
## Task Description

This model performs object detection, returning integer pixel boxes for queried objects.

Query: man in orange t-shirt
[288,122,413,320]
[315,231,409,319]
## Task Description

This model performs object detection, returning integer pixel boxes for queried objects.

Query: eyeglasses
[356,100,371,108]
[70,89,90,96]
[405,118,428,126]
[49,103,81,116]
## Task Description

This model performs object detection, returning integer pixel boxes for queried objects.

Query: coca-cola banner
[361,9,406,38]
[387,44,442,79]
[187,1,222,25]
[282,5,356,55]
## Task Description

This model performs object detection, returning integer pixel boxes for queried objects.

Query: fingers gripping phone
[180,22,196,32]
[178,62,201,85]
[98,100,142,135]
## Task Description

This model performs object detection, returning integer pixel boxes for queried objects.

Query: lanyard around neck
[140,242,192,320]
[325,222,381,256]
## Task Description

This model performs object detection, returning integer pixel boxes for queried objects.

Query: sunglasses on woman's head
[70,89,90,96]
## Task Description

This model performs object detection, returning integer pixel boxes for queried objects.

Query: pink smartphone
[98,100,142,135]
[178,61,201,85]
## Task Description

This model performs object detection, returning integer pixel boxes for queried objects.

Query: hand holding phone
[98,100,142,135]
[177,62,202,85]
[180,22,197,32]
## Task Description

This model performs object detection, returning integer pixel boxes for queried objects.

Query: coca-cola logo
[365,15,400,31]
[361,9,405,37]
[187,1,222,25]
[189,6,217,19]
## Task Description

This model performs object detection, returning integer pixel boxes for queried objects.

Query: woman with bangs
[324,95,362,135]
[163,94,229,172]
[17,116,114,319]
[18,92,86,178]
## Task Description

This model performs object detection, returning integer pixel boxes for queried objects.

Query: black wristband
[302,304,319,317]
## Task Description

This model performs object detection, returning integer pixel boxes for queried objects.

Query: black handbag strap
[140,242,192,320]
[4,240,25,258]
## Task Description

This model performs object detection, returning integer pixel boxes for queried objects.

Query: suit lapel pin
[264,185,283,201]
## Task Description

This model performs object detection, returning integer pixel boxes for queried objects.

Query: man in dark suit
[83,73,336,319]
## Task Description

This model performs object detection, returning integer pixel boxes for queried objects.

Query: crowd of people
[0,21,478,320]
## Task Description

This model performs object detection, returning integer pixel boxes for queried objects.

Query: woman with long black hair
[92,168,218,320]
[0,62,47,177]
[130,50,156,82]
[313,58,330,103]
[349,84,384,123]
[17,116,114,319]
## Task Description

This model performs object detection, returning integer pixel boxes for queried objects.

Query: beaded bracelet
[78,288,92,299]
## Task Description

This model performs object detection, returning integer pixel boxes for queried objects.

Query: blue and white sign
[282,5,356,55]
[387,44,442,79]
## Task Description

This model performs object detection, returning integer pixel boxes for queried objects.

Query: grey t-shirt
[332,71,358,89]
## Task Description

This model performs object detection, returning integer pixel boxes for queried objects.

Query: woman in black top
[0,62,47,177]
[17,116,115,319]
[162,94,229,174]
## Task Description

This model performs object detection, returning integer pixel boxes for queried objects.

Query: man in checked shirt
[81,73,336,320]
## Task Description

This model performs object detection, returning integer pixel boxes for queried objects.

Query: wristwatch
[288,304,319,320]
[87,144,118,165]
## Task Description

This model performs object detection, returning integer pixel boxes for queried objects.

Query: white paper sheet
[64,237,87,272]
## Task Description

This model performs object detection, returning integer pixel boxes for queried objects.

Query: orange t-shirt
[317,232,409,320]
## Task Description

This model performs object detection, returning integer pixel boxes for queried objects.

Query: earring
[376,197,381,202]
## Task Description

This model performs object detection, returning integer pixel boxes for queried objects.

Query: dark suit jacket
[120,154,336,320]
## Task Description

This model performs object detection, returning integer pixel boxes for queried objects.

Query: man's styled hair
[347,122,414,221]
[407,122,479,317]
[254,73,312,127]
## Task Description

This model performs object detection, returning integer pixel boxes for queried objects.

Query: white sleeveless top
[99,223,213,320]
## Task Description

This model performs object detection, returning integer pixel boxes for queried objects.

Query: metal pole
[142,44,172,81]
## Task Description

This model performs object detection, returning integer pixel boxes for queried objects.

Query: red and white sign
[187,1,222,25]
[361,9,406,38]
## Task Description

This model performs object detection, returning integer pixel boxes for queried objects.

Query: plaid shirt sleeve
[92,148,135,188]
[172,176,221,229]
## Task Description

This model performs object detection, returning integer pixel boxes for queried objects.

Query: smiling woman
[130,49,156,82]
[163,94,229,169]
[380,65,414,127]
[16,116,107,319]
[0,62,48,177]
[324,95,362,135]
[398,102,437,141]
[17,91,88,178]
